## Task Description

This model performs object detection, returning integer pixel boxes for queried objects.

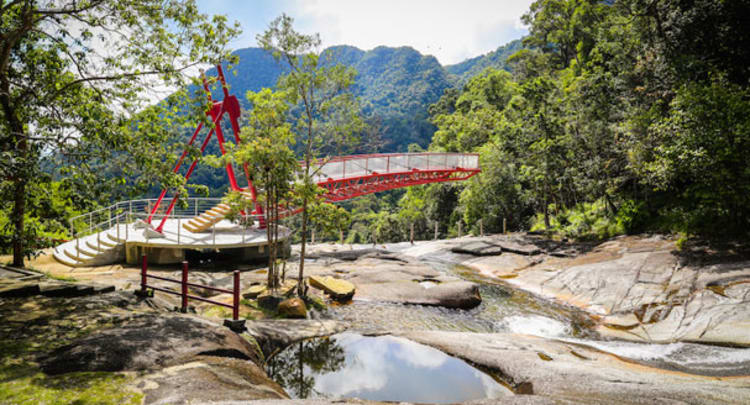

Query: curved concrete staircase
[52,224,128,267]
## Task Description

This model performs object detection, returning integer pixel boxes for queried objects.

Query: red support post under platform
[140,255,148,294]
[181,261,188,313]
[233,270,240,321]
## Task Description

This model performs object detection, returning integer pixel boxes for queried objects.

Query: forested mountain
[189,42,517,195]
[203,43,516,152]
[445,39,524,85]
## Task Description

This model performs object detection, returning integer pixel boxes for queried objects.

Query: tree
[219,88,297,289]
[0,0,240,267]
[258,14,364,296]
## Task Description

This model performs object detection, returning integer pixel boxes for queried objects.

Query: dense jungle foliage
[382,0,750,243]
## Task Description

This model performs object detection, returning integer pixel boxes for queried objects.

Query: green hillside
[445,39,524,85]
[205,45,453,152]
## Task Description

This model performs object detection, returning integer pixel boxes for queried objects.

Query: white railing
[67,197,225,252]
[308,152,480,183]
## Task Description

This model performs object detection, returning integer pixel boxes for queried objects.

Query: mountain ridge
[205,39,523,152]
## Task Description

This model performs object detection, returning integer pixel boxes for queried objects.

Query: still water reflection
[266,332,510,403]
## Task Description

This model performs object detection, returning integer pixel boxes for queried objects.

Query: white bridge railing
[309,152,480,183]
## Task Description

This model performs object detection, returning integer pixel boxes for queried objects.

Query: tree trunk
[1,72,27,268]
[298,200,308,296]
[266,176,274,289]
[12,178,26,267]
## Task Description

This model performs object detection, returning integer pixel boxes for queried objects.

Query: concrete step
[52,228,125,268]
[52,249,81,267]
[182,223,200,233]
[86,237,116,252]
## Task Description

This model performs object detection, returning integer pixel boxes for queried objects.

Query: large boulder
[278,297,307,319]
[40,313,260,374]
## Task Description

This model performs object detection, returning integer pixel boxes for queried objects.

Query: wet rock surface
[399,234,750,347]
[244,319,348,357]
[399,330,750,404]
[299,251,483,309]
[11,235,750,404]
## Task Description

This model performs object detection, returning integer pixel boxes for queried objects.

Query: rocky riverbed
[3,233,750,404]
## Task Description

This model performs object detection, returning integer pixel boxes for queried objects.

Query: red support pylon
[148,65,262,233]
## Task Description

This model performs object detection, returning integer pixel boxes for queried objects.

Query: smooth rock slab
[357,280,482,309]
[451,241,503,256]
[308,275,355,301]
[399,330,750,404]
[139,356,287,404]
[244,319,347,357]
[40,313,259,374]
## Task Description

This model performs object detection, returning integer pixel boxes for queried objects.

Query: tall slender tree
[258,14,364,296]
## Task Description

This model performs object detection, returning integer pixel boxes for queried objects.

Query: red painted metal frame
[145,64,481,231]
[147,65,262,233]
[139,257,240,320]
[319,168,480,202]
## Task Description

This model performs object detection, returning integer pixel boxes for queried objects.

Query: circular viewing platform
[53,198,289,267]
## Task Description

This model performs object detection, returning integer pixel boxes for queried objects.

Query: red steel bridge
[145,65,480,233]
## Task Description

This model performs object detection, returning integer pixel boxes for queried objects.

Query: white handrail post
[125,212,129,240]
[194,199,198,217]
[434,221,438,240]
[97,225,101,251]
[117,213,120,240]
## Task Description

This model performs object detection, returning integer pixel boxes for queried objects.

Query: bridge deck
[309,152,480,202]
[310,152,479,183]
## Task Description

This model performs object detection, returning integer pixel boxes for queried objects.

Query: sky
[196,0,533,66]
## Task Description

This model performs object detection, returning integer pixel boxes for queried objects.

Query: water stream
[266,332,511,403]
[267,250,750,401]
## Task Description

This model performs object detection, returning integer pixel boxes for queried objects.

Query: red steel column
[233,270,240,321]
[181,261,189,313]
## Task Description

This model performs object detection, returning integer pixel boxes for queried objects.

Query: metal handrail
[68,197,225,243]
[308,152,481,182]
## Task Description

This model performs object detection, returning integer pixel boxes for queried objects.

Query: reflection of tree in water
[267,336,346,398]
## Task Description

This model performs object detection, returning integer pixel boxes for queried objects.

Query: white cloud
[285,0,532,65]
